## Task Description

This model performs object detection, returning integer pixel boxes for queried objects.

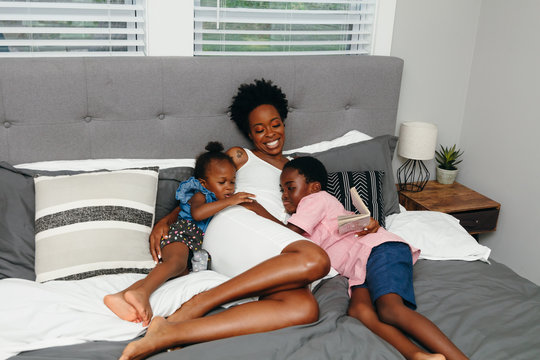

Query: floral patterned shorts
[159,219,204,251]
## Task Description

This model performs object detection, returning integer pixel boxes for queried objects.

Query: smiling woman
[119,78,332,360]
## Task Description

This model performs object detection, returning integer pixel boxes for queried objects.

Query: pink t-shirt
[287,191,420,288]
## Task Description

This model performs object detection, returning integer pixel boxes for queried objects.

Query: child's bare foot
[412,353,446,360]
[167,292,210,323]
[124,289,153,326]
[104,293,140,323]
[119,317,179,360]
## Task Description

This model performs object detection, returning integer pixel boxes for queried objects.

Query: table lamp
[397,121,438,192]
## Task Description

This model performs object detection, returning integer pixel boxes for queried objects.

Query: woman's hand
[355,217,380,237]
[149,207,180,262]
[149,220,169,263]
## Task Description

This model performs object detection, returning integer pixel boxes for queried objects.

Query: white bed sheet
[0,271,230,360]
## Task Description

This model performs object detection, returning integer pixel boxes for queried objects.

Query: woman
[120,79,378,360]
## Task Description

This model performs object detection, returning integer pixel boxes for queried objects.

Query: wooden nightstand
[398,181,500,236]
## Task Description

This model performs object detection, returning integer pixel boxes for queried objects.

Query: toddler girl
[276,156,468,360]
[104,141,254,326]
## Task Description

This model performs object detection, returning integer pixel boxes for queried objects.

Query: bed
[1,55,539,360]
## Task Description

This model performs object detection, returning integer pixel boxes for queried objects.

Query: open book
[337,187,371,235]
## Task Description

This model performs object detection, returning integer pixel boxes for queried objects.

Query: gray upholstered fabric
[0,56,403,165]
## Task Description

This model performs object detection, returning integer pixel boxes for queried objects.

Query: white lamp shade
[397,122,438,160]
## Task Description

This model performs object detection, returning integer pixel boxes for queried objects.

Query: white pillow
[34,168,159,282]
[16,158,195,171]
[386,211,491,262]
[283,130,372,155]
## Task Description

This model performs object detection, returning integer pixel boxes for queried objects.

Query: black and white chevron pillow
[326,170,386,228]
[33,168,159,282]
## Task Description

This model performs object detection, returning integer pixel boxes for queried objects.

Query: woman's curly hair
[229,79,289,140]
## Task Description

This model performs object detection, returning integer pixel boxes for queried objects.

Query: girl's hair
[193,141,235,179]
[229,78,289,140]
[283,156,328,191]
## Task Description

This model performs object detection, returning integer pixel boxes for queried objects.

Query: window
[194,0,380,56]
[0,0,145,57]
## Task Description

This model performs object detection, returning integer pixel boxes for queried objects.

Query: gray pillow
[294,135,400,216]
[0,163,37,280]
[155,167,194,223]
[0,162,193,280]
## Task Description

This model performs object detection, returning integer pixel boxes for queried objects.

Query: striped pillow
[34,168,159,282]
[326,170,386,228]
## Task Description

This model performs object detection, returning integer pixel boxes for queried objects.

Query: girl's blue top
[175,177,217,232]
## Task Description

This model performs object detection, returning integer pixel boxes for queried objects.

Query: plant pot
[436,167,458,184]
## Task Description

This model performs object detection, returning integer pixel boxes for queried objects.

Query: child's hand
[355,217,380,237]
[241,200,265,214]
[226,192,255,206]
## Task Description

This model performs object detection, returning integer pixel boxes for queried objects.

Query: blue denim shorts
[351,242,416,310]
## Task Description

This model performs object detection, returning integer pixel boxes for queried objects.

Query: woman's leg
[168,239,330,322]
[348,287,444,360]
[376,294,468,360]
[120,286,319,360]
[104,242,190,325]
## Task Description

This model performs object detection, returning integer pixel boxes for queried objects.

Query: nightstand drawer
[451,208,499,234]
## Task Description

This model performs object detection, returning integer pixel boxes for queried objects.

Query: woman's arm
[226,146,248,169]
[190,191,255,221]
[149,206,180,262]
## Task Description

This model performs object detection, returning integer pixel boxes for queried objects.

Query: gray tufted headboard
[0,55,403,165]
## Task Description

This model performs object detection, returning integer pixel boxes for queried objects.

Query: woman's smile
[248,104,286,156]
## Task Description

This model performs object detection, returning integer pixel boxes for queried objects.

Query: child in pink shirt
[278,157,468,360]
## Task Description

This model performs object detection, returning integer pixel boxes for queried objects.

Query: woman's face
[248,104,285,156]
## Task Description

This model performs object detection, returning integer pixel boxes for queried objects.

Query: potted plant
[435,144,463,184]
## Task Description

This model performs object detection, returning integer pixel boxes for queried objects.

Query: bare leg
[120,287,319,360]
[348,288,445,360]
[168,239,330,322]
[104,280,143,323]
[376,293,468,360]
[104,242,190,326]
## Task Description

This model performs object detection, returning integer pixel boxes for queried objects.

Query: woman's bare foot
[412,353,446,360]
[104,293,140,323]
[124,289,153,326]
[167,292,210,323]
[119,317,177,360]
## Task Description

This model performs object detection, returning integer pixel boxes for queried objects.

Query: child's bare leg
[168,239,330,323]
[348,288,444,360]
[104,242,190,325]
[120,286,318,360]
[376,294,468,360]
[123,242,190,326]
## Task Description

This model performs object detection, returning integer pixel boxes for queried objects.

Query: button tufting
[345,105,351,110]
[84,116,92,123]
[226,111,232,117]
[3,121,11,128]
[158,114,165,120]
[288,106,294,112]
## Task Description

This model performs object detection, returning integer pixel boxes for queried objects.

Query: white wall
[459,0,540,285]
[391,0,540,285]
[390,0,482,172]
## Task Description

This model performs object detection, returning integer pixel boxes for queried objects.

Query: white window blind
[194,0,378,56]
[0,0,146,57]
